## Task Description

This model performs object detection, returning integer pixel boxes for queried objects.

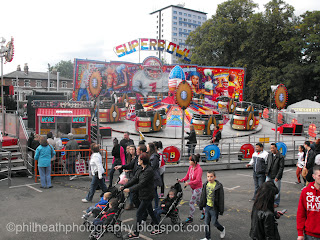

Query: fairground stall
[32,100,94,141]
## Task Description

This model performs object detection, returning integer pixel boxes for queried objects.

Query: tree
[51,60,74,79]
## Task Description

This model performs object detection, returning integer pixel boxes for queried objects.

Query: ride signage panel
[40,116,55,123]
[72,117,86,123]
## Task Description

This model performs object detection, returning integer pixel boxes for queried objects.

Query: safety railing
[0,149,12,187]
[34,149,108,182]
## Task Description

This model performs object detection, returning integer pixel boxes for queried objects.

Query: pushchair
[158,180,183,225]
[83,187,128,240]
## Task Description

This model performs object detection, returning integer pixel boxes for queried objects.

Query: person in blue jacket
[34,136,55,189]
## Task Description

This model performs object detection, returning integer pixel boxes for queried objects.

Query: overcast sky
[1,0,319,74]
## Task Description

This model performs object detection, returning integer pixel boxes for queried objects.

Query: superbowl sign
[114,38,191,62]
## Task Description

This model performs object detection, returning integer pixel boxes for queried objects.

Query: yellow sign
[73,128,87,135]
[259,137,270,143]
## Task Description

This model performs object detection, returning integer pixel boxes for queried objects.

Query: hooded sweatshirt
[180,164,203,190]
[34,142,55,167]
[297,182,320,238]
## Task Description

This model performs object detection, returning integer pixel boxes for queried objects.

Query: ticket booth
[33,101,94,141]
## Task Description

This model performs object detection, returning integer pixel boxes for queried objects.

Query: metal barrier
[34,149,108,182]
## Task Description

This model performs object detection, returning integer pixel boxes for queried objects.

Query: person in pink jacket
[179,154,204,223]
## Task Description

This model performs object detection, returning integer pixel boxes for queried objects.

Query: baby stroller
[158,180,183,225]
[84,187,128,240]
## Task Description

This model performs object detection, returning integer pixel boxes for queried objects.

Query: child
[199,170,225,240]
[154,189,177,222]
[84,192,112,218]
[178,154,204,223]
[296,145,305,184]
[93,198,119,226]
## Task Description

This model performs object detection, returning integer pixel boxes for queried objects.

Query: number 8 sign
[163,146,181,164]
[203,144,221,161]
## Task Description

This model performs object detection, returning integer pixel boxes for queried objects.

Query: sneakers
[82,198,90,203]
[69,175,77,181]
[220,226,226,239]
[185,217,193,223]
[150,229,163,235]
[200,213,205,221]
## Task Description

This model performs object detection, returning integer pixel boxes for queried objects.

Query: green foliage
[186,0,320,105]
[52,60,73,79]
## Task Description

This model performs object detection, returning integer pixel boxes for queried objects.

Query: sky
[1,0,319,74]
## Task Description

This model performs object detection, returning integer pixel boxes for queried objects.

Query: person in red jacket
[297,165,320,240]
[178,154,204,223]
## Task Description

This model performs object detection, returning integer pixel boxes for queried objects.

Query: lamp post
[0,37,9,133]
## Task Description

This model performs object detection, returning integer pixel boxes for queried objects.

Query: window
[173,33,177,36]
[179,12,182,15]
[188,24,191,27]
[184,18,187,21]
[173,38,177,41]
[173,22,177,25]
[173,11,177,14]
[179,28,182,31]
[184,23,187,26]
[179,23,182,26]
[198,16,201,19]
[203,17,206,20]
[173,16,177,19]
[193,15,196,18]
[184,13,187,16]
[179,17,182,20]
[184,29,187,32]
[188,14,191,17]
[24,79,30,87]
[62,81,67,88]
[179,39,182,42]
[198,21,201,24]
[36,80,42,88]
[188,19,191,22]
[193,20,196,23]
[12,79,17,86]
[179,34,183,37]
[173,27,177,31]
[50,81,55,88]
[188,30,191,33]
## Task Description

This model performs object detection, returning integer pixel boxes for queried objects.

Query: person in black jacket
[304,141,316,184]
[186,125,197,155]
[115,144,147,209]
[250,181,284,240]
[119,132,135,153]
[265,143,285,208]
[148,142,162,209]
[122,152,159,238]
[199,170,225,240]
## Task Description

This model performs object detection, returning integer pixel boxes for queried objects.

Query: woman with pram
[122,152,160,239]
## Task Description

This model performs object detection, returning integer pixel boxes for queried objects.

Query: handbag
[302,167,308,178]
[50,145,56,161]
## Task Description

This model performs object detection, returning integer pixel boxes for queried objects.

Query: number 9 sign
[163,146,181,164]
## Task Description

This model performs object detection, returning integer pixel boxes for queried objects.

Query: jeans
[154,206,165,222]
[187,143,196,155]
[154,187,159,209]
[253,172,266,200]
[67,157,75,174]
[135,199,159,236]
[38,166,52,188]
[109,159,123,187]
[86,175,108,202]
[205,205,224,239]
[266,176,281,205]
[305,235,320,240]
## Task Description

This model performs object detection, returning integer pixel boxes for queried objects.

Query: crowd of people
[29,129,320,240]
